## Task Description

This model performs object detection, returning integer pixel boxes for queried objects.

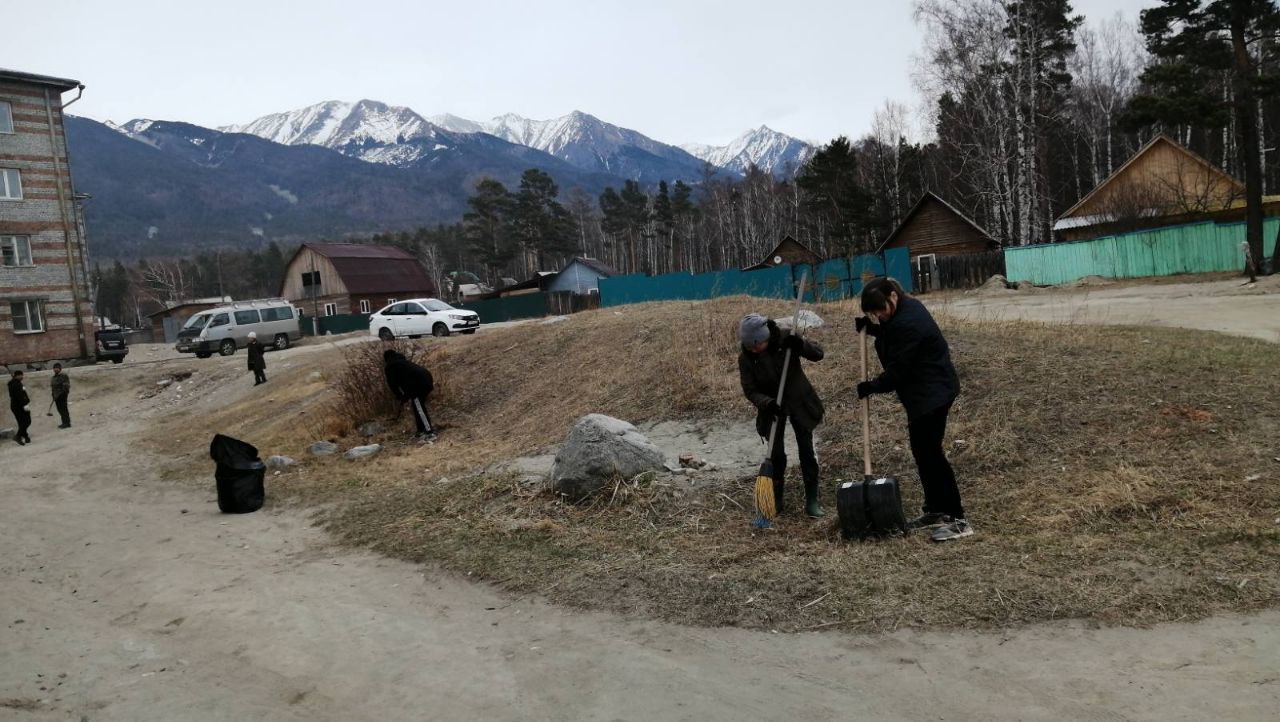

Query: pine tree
[463,179,516,284]
[1126,0,1280,274]
[652,181,674,272]
[796,136,875,254]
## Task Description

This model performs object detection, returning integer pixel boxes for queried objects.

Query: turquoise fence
[1006,218,1279,286]
[598,248,911,307]
[455,292,550,323]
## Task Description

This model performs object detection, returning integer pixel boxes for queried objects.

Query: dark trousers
[767,415,819,509]
[907,402,965,518]
[55,395,70,426]
[410,396,434,435]
[252,369,266,384]
[12,407,31,441]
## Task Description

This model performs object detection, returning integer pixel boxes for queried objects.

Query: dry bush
[329,340,438,433]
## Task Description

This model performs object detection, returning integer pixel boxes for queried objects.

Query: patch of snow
[682,125,814,176]
[263,212,273,220]
[249,226,264,237]
[268,184,299,204]
[147,226,159,239]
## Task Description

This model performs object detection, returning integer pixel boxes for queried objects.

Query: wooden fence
[914,251,1006,292]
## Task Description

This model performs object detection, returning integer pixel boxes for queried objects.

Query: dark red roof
[304,243,437,296]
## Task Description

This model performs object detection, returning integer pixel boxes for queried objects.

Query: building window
[387,298,397,305]
[0,101,12,134]
[301,271,321,289]
[1,236,33,267]
[11,300,44,333]
[0,169,22,200]
[323,302,337,316]
[359,299,371,314]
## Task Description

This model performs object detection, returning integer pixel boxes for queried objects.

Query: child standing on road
[247,332,267,386]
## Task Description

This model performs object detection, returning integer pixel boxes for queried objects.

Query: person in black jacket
[738,313,827,518]
[8,369,32,446]
[384,349,436,442]
[246,332,267,386]
[855,277,972,542]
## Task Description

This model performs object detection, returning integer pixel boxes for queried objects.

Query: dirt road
[934,275,1280,342]
[3,328,1278,721]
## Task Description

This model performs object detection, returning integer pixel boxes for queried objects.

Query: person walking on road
[51,363,71,428]
[738,313,827,518]
[855,277,972,542]
[383,349,436,442]
[8,369,32,445]
[247,332,267,386]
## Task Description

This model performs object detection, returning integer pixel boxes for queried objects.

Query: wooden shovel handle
[861,328,872,478]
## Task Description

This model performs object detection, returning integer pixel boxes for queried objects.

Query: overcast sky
[11,0,1156,146]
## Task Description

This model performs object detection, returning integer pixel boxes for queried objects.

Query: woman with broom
[738,313,826,518]
[855,277,972,542]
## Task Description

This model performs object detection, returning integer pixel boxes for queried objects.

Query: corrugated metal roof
[291,243,438,296]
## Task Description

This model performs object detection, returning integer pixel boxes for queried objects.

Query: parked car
[95,327,128,364]
[368,298,480,340]
[176,299,302,358]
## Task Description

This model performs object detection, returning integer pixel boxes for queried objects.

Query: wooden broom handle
[861,327,872,478]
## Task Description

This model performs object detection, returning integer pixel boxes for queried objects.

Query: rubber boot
[772,478,786,515]
[804,479,825,518]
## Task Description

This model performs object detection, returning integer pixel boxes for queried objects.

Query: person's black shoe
[908,512,949,531]
[58,424,70,429]
[15,436,25,446]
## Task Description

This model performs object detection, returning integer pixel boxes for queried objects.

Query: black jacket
[247,341,266,371]
[385,352,434,400]
[8,378,29,410]
[865,295,959,421]
[738,321,825,435]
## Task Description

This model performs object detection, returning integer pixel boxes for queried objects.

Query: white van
[175,299,302,358]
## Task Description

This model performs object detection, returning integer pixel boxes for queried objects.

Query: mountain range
[67,100,815,259]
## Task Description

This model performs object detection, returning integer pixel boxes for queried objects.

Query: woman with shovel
[855,277,972,542]
[738,313,826,518]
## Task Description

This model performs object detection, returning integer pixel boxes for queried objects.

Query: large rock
[309,441,339,456]
[344,444,381,461]
[773,309,825,333]
[551,415,666,499]
[265,455,297,469]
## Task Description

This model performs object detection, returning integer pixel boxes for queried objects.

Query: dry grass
[148,296,1280,632]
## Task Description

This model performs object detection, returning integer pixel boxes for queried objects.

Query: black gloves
[856,381,874,399]
[854,316,871,334]
[763,399,782,416]
[782,334,804,352]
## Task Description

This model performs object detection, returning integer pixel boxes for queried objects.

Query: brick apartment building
[0,68,94,367]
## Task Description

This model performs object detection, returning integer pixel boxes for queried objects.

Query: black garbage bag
[209,433,265,514]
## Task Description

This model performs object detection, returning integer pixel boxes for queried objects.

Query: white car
[368,298,480,340]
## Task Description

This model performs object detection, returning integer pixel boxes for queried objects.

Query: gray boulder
[309,441,339,456]
[774,309,825,333]
[344,444,381,461]
[551,414,666,499]
[265,455,297,469]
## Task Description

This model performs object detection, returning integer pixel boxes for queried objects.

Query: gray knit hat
[738,313,770,347]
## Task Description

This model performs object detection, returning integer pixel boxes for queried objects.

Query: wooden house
[742,236,822,271]
[1054,135,1245,242]
[280,243,436,317]
[877,192,1000,260]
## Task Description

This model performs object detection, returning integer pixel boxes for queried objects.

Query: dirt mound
[153,297,1280,633]
[1067,274,1117,288]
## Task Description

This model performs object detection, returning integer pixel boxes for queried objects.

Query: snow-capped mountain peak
[681,126,814,176]
[222,99,437,150]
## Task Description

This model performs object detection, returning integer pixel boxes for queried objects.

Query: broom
[754,272,809,527]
